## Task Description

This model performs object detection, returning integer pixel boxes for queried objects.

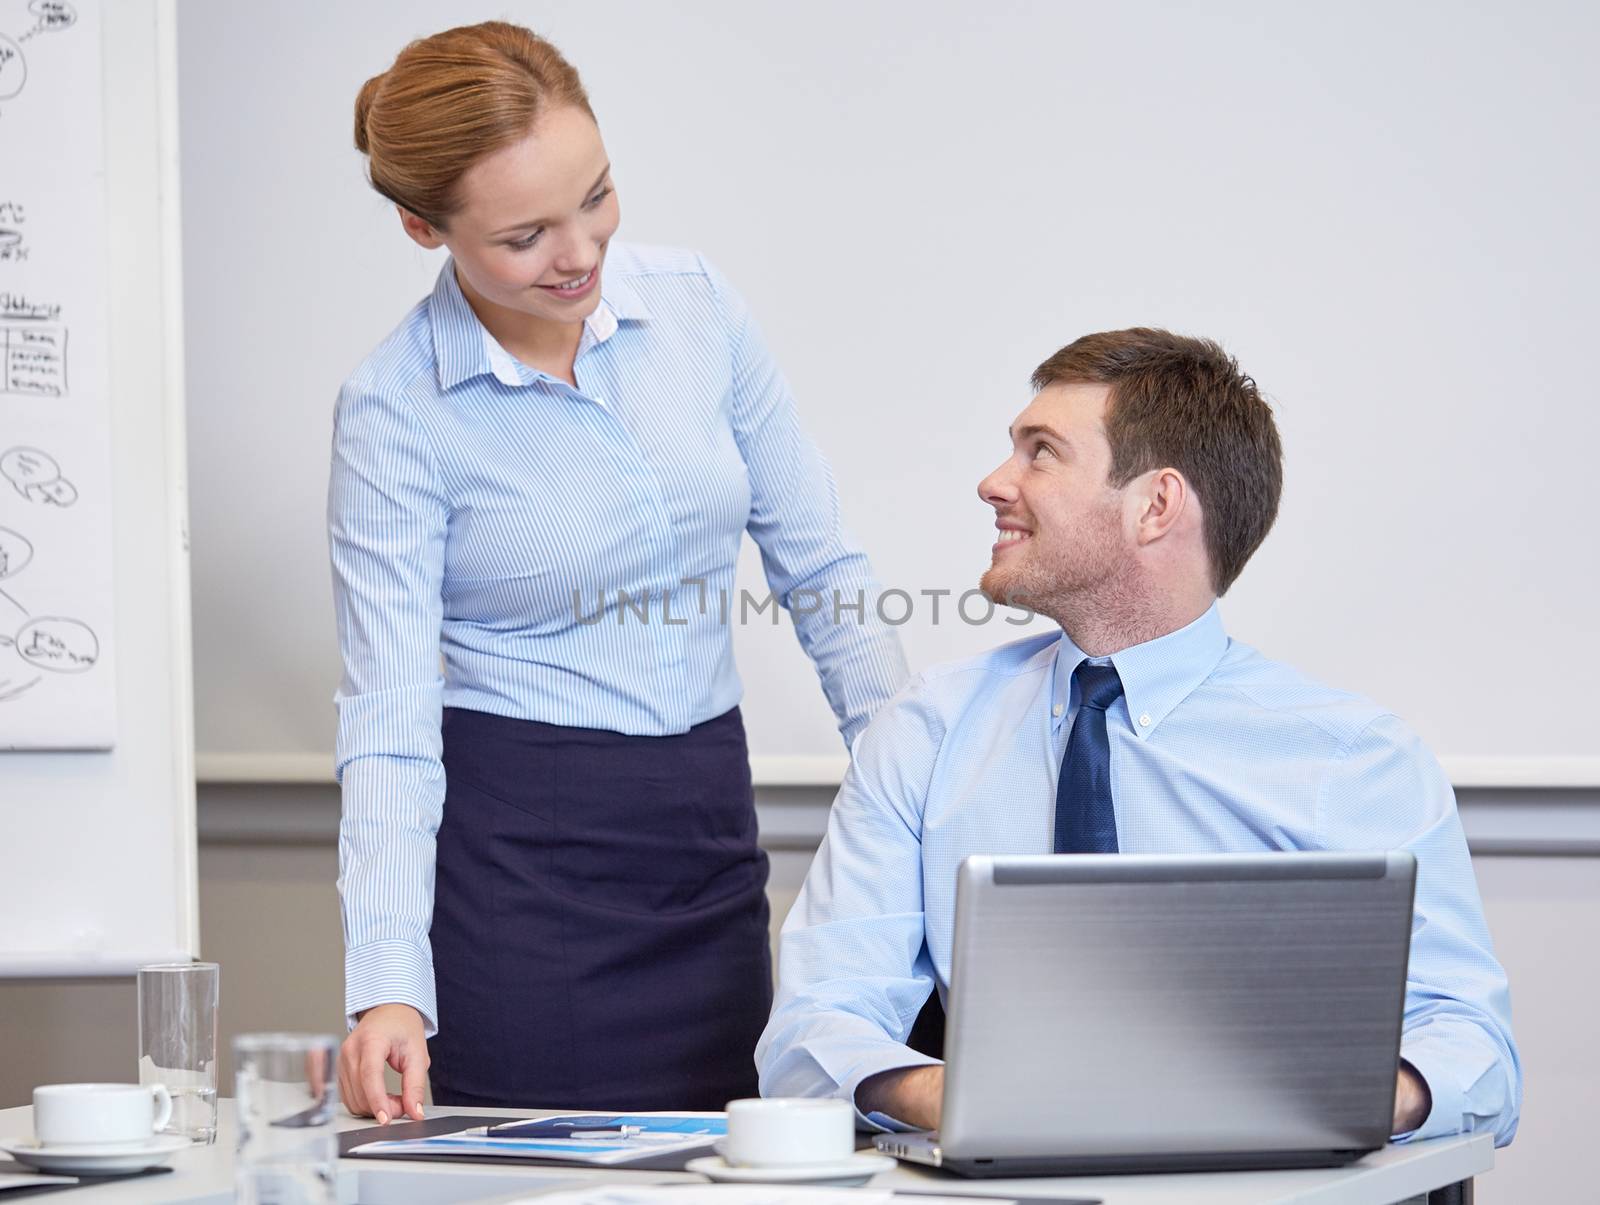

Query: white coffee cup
[33,1082,173,1149]
[722,1097,854,1168]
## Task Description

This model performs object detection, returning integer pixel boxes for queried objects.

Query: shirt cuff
[842,1050,942,1132]
[1393,1036,1463,1142]
[345,938,438,1037]
[864,1110,920,1133]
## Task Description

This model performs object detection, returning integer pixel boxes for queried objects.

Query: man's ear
[1132,467,1190,548]
[397,206,445,250]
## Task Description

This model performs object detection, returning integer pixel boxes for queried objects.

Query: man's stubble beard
[980,524,1138,632]
[979,556,1046,617]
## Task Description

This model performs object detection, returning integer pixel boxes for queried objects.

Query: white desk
[0,1103,1491,1204]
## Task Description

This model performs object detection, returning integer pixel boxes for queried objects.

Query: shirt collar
[1050,603,1230,739]
[599,269,650,325]
[481,328,524,388]
[429,260,493,391]
[428,258,652,392]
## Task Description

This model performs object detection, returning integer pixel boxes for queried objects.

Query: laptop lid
[938,851,1415,1163]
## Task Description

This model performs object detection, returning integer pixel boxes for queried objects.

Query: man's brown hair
[1032,328,1283,595]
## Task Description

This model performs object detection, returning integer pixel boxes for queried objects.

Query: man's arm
[1393,1061,1431,1135]
[857,1065,945,1131]
[755,678,947,1122]
[1319,714,1522,1145]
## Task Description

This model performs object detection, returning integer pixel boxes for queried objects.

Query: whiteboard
[179,0,1600,788]
[0,0,116,748]
[0,0,196,975]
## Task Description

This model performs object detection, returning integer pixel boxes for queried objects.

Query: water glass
[234,1033,339,1205]
[137,961,219,1144]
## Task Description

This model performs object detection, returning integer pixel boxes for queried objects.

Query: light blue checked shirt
[757,604,1521,1146]
[329,243,908,1031]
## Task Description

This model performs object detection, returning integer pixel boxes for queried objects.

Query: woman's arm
[706,259,910,746]
[328,375,450,1036]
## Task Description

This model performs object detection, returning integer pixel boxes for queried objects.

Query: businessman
[755,328,1520,1145]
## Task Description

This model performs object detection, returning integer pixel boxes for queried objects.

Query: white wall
[175,0,1600,777]
[1469,854,1597,1200]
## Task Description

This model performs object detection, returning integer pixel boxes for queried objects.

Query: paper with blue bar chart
[348,1112,727,1166]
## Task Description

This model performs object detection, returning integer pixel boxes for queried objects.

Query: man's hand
[856,1065,945,1132]
[338,1003,429,1125]
[1392,1062,1431,1135]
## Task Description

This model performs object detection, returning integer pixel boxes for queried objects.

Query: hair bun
[353,73,384,155]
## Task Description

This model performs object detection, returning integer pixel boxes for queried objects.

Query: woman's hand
[338,1003,430,1124]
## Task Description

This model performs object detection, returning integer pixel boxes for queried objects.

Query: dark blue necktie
[1054,662,1124,853]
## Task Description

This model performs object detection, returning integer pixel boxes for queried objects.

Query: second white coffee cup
[33,1082,173,1148]
[722,1097,854,1168]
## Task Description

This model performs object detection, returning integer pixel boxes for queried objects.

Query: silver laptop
[875,851,1415,1177]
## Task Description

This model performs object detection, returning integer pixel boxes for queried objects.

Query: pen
[462,1124,644,1139]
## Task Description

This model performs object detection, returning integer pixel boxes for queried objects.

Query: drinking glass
[234,1032,339,1205]
[136,961,219,1144]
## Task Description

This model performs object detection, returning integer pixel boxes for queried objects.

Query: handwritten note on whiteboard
[0,0,115,749]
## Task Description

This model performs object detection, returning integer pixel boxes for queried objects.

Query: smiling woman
[388,106,619,376]
[328,21,909,1121]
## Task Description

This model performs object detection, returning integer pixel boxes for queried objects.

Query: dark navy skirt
[428,705,772,1111]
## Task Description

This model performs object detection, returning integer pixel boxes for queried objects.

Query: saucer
[0,1133,191,1175]
[685,1151,895,1187]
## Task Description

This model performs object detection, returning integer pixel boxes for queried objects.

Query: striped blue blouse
[328,243,909,1030]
